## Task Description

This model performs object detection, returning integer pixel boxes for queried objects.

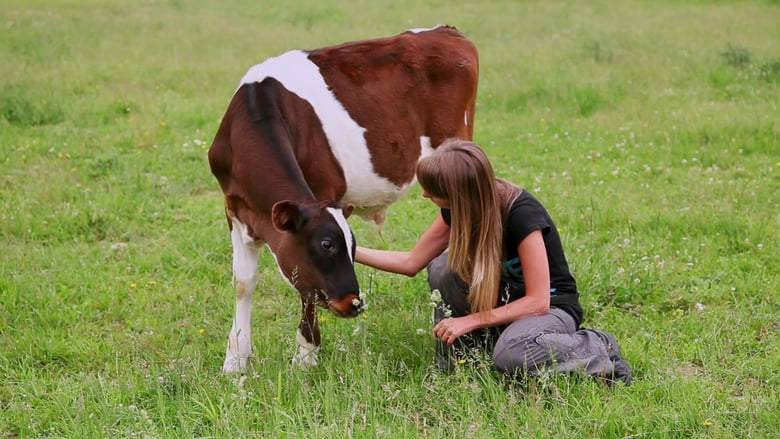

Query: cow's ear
[272,200,304,232]
[341,203,355,219]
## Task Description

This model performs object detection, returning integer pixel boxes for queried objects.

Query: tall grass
[1,0,778,437]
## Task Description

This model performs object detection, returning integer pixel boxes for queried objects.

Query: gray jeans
[427,253,614,377]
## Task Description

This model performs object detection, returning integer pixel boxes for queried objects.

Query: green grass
[1,0,778,437]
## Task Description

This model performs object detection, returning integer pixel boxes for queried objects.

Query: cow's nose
[328,293,363,318]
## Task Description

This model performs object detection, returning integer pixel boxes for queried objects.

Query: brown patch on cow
[254,80,349,202]
[307,25,478,186]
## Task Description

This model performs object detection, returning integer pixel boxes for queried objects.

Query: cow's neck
[242,81,319,210]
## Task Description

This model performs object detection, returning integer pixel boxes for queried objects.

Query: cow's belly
[340,134,433,215]
[342,179,411,218]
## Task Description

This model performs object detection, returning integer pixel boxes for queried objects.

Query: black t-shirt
[441,189,583,326]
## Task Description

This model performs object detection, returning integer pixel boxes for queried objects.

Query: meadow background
[1,0,778,437]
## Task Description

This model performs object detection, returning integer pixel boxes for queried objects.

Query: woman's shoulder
[509,188,536,208]
[507,189,550,219]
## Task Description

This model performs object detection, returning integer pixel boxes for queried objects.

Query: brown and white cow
[208,25,478,373]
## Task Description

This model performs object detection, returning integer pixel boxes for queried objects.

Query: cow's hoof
[292,351,319,369]
[223,356,249,374]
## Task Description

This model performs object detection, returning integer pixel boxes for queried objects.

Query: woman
[355,139,631,385]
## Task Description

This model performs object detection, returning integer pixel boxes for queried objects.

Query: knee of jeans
[426,254,449,289]
[492,334,534,373]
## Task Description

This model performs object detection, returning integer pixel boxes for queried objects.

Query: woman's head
[416,139,497,211]
[417,139,518,313]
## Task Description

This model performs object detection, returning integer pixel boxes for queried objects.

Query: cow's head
[271,199,364,317]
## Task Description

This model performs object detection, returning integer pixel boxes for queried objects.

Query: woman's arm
[434,229,551,343]
[356,214,450,277]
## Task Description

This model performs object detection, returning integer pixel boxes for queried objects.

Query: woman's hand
[433,315,476,345]
[432,230,552,344]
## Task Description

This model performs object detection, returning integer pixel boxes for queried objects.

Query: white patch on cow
[464,110,470,127]
[231,218,259,282]
[419,135,433,157]
[238,51,414,214]
[408,24,443,34]
[223,218,259,373]
[326,207,353,262]
[292,328,319,368]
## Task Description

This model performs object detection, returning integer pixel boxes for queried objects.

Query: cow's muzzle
[327,293,365,318]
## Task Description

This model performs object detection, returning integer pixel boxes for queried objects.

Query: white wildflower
[429,289,442,305]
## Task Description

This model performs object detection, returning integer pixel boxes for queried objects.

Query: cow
[208,24,478,373]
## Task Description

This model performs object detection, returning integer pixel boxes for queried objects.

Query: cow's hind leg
[292,293,321,368]
[223,219,259,373]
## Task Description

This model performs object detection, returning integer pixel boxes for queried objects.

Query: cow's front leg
[223,219,259,374]
[292,293,320,368]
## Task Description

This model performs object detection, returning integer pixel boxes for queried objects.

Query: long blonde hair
[416,139,521,313]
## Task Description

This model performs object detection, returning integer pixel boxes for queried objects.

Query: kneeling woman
[355,139,631,385]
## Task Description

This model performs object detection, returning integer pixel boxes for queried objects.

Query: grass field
[1,0,779,437]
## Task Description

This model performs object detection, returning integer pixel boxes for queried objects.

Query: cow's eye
[321,239,335,252]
